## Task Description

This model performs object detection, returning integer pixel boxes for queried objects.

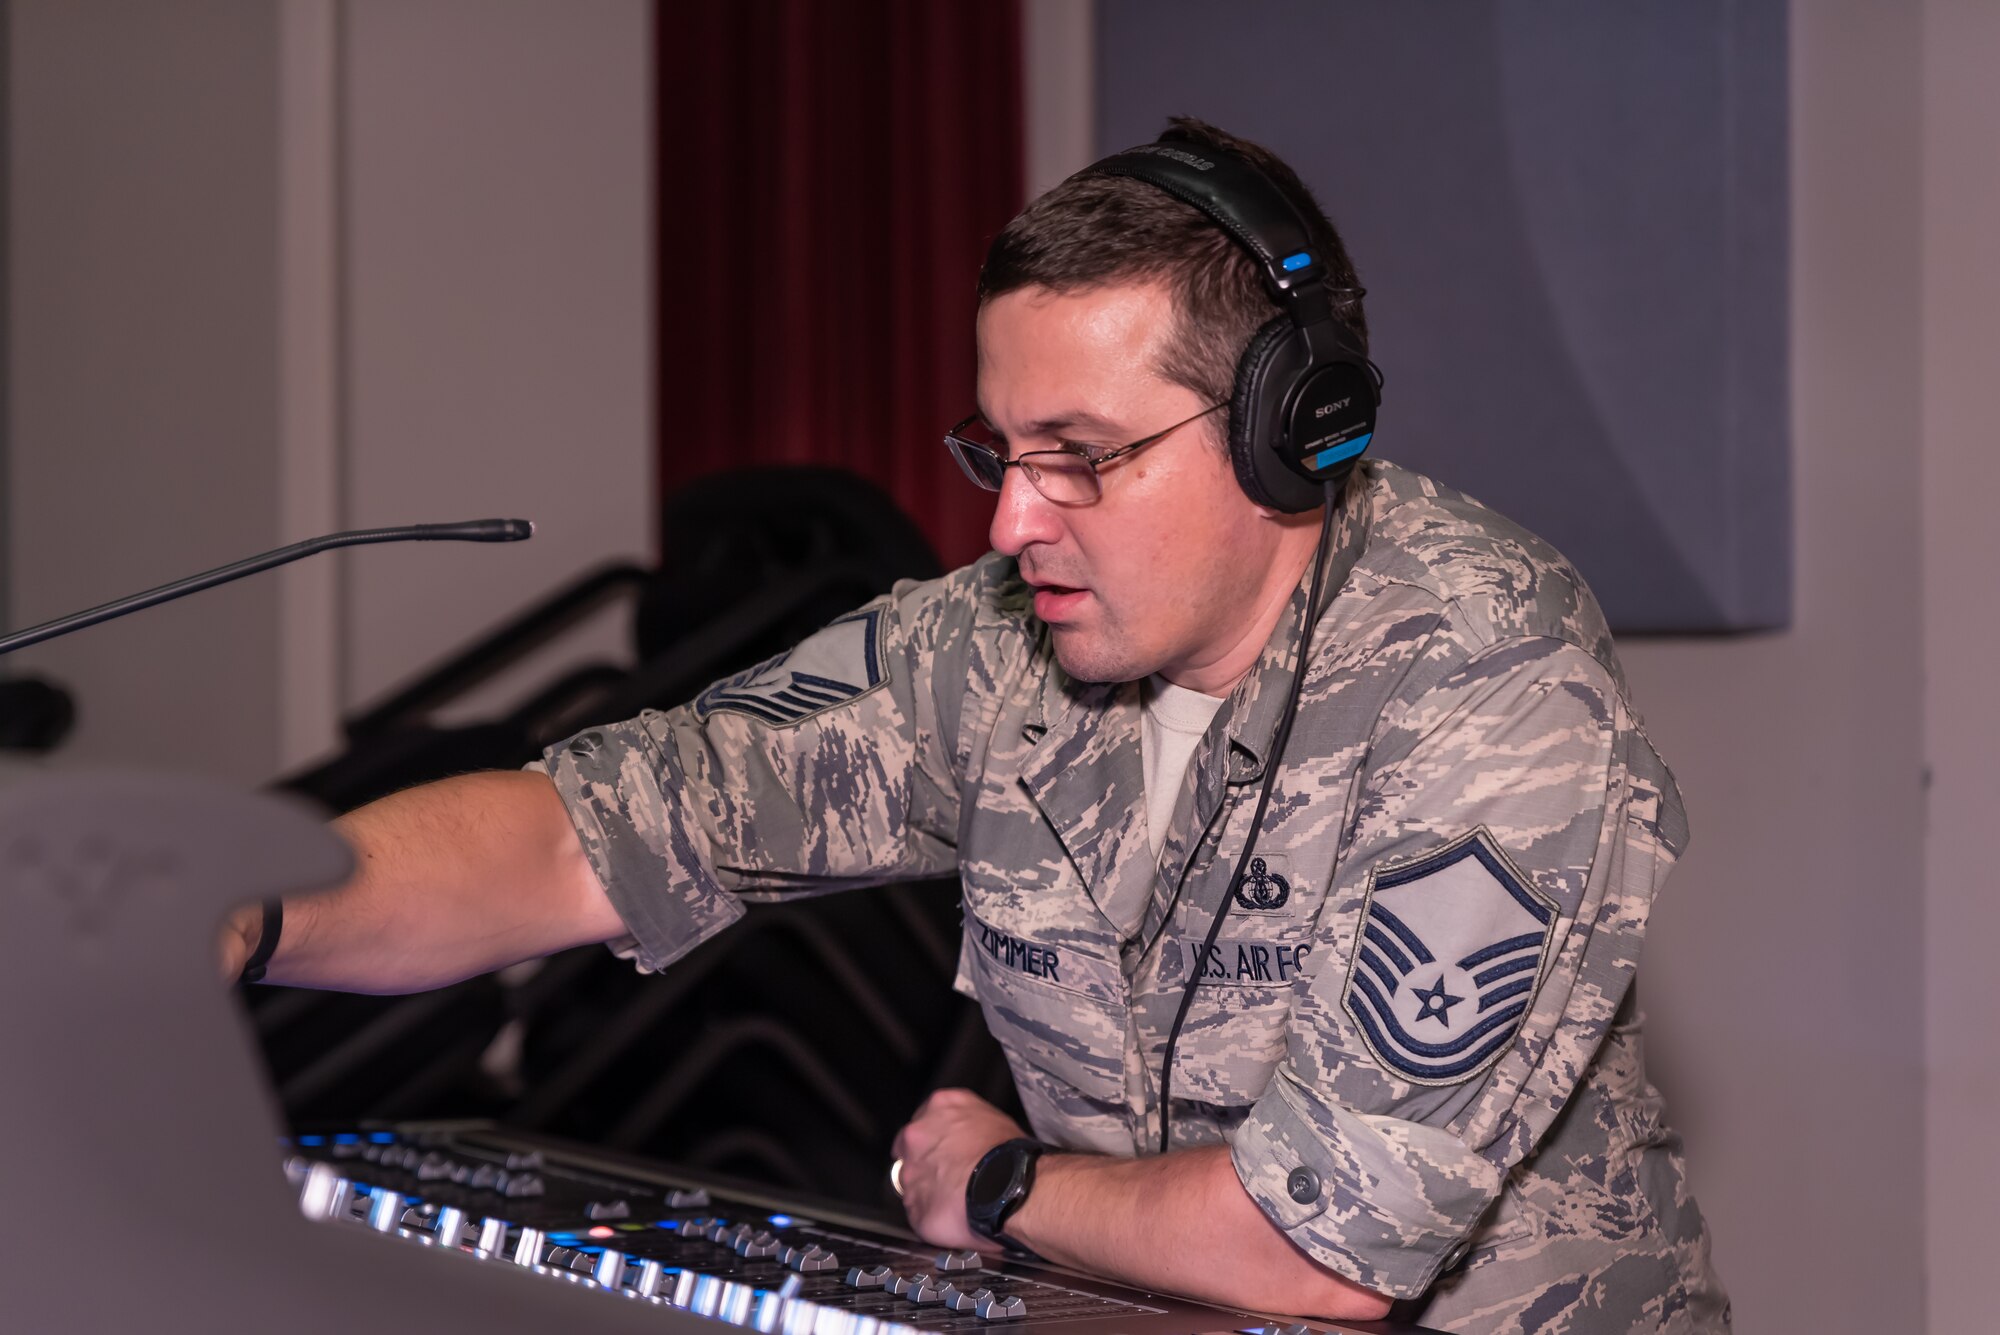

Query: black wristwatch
[965,1138,1047,1252]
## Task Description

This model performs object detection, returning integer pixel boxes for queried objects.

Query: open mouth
[1031,584,1089,622]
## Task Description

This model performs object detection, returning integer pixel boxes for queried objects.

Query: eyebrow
[975,406,1127,441]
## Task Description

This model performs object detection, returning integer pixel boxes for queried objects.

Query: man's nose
[988,466,1061,557]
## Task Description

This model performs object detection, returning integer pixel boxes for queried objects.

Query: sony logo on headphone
[1314,398,1352,418]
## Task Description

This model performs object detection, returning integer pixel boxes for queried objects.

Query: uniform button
[1286,1167,1320,1204]
[569,731,604,757]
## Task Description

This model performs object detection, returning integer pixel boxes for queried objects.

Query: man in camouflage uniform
[230,122,1727,1330]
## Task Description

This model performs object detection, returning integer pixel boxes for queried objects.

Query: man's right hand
[217,902,261,983]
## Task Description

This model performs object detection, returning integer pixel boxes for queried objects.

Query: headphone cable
[1156,480,1339,1155]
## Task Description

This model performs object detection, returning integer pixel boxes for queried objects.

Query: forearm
[1008,1146,1392,1322]
[245,769,624,993]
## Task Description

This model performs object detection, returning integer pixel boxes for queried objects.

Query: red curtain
[655,0,1025,571]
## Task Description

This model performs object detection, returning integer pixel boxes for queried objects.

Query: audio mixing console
[286,1122,1435,1335]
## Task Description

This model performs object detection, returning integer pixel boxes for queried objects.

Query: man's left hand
[891,1088,1027,1249]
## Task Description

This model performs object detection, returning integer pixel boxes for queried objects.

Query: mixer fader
[286,1123,1430,1335]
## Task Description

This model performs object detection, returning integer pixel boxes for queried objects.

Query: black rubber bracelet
[238,899,284,985]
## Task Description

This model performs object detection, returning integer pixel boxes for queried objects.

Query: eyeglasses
[944,401,1227,505]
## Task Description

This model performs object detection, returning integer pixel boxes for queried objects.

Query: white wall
[1919,1,2000,1329]
[6,0,286,785]
[1622,5,1926,1329]
[337,0,653,734]
[5,0,654,779]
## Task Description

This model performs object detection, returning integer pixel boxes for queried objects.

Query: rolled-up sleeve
[537,711,742,971]
[1230,633,1683,1296]
[539,560,1002,971]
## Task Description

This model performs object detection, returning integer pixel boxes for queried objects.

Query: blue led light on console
[652,1220,683,1230]
[297,1135,326,1147]
[767,1215,794,1228]
[368,1132,397,1144]
[333,1133,360,1145]
[1281,251,1312,271]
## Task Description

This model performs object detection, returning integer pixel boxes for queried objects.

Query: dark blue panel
[1096,0,1789,632]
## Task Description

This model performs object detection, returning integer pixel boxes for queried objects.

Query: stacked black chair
[254,467,1016,1205]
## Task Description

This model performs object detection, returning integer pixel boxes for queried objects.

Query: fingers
[216,904,258,983]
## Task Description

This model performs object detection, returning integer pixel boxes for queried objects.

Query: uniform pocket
[1157,934,1309,1108]
[963,913,1126,1104]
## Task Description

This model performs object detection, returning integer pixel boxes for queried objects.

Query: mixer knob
[468,1164,501,1191]
[297,1162,353,1220]
[669,1267,700,1308]
[715,1279,756,1325]
[594,1249,627,1286]
[941,1285,979,1313]
[689,1273,729,1317]
[844,1264,893,1289]
[974,1293,1028,1321]
[474,1216,509,1255]
[631,1257,666,1298]
[416,1152,454,1181]
[505,1150,545,1170]
[503,1172,545,1199]
[936,1249,983,1272]
[511,1226,548,1266]
[784,1244,839,1272]
[585,1198,631,1221]
[397,1204,437,1241]
[665,1187,712,1208]
[904,1276,947,1305]
[779,1296,825,1335]
[365,1188,405,1232]
[433,1206,468,1249]
[734,1230,781,1259]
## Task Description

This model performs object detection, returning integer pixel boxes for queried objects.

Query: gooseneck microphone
[0,519,534,657]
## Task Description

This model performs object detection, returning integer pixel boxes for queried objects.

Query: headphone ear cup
[1224,319,1320,515]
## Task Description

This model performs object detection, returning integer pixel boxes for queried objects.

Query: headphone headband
[1080,134,1380,512]
[1090,145,1330,317]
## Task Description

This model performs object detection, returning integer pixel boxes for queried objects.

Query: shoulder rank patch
[695,607,889,727]
[1340,827,1558,1086]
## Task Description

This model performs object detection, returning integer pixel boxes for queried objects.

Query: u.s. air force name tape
[695,606,888,727]
[1163,936,1316,986]
[1340,826,1558,1086]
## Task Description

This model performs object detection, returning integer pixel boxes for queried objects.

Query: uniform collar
[1206,474,1374,781]
[1013,469,1375,941]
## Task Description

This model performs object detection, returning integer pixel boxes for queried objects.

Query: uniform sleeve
[1229,633,1686,1298]
[538,562,998,972]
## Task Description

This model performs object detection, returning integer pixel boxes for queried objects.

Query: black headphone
[1087,136,1380,513]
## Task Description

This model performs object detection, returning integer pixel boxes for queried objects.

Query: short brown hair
[978,117,1367,417]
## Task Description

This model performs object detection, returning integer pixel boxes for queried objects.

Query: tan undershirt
[1141,674,1227,861]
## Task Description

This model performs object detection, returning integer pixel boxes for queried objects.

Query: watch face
[969,1146,1019,1206]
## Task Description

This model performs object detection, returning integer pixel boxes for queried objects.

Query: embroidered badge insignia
[695,607,888,726]
[1340,827,1558,1086]
[1231,856,1292,911]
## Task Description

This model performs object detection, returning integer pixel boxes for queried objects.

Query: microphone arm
[0,519,533,658]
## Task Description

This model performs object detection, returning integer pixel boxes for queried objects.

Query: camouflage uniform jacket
[542,459,1729,1333]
